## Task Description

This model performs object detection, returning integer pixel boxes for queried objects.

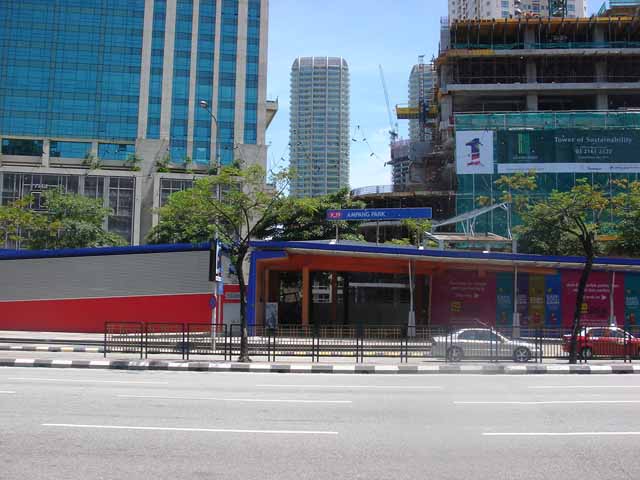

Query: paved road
[1,368,640,480]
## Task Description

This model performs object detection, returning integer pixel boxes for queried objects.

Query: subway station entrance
[248,240,640,331]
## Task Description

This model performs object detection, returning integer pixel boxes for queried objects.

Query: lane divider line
[117,394,352,404]
[456,400,640,405]
[42,423,339,435]
[484,431,640,437]
[8,377,168,385]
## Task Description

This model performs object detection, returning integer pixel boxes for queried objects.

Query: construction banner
[496,129,640,173]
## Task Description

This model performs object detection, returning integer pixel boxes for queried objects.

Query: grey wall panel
[0,251,213,301]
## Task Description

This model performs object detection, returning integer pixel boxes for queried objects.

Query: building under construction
[430,5,640,235]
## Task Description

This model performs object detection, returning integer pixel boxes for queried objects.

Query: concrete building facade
[0,0,276,246]
[289,57,350,198]
[448,0,588,20]
[435,12,640,235]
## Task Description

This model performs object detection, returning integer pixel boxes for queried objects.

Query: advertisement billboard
[456,130,495,174]
[496,129,640,173]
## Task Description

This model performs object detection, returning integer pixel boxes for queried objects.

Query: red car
[562,327,640,359]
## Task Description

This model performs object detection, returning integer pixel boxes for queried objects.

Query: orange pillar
[302,266,310,327]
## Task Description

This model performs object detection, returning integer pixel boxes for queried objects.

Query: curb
[0,358,639,374]
[0,345,102,354]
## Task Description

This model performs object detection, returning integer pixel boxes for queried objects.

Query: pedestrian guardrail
[104,322,640,363]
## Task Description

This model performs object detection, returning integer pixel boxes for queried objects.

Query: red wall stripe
[0,294,212,333]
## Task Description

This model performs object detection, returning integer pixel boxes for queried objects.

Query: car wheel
[513,346,531,363]
[446,346,464,362]
[581,347,593,360]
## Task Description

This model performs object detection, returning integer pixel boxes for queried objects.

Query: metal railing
[104,322,640,363]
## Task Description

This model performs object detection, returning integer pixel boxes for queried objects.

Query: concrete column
[439,95,453,129]
[595,61,607,82]
[90,141,98,157]
[137,0,155,139]
[160,0,177,140]
[42,139,50,167]
[593,24,605,43]
[256,0,269,146]
[302,266,310,327]
[233,0,249,146]
[186,0,200,159]
[526,94,539,111]
[597,94,609,110]
[210,0,223,167]
[524,25,535,46]
[526,61,537,83]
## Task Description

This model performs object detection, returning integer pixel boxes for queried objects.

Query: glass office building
[0,0,271,245]
[289,57,350,198]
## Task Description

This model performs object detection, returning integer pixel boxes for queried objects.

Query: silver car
[431,328,539,363]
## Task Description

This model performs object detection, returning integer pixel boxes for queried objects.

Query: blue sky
[265,0,601,189]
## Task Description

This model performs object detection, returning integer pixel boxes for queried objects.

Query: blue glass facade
[244,0,261,145]
[0,0,144,140]
[194,0,216,165]
[50,141,91,159]
[217,0,239,166]
[169,0,194,162]
[1,0,266,169]
[147,0,167,140]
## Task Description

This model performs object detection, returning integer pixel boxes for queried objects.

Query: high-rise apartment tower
[448,0,588,20]
[289,57,350,198]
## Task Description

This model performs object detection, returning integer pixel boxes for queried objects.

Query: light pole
[200,100,222,337]
[199,100,220,176]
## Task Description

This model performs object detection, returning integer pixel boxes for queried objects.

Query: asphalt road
[2,368,640,480]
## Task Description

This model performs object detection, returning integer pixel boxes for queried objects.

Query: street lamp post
[200,100,222,337]
[199,100,221,176]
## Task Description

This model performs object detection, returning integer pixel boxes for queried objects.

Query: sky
[265,0,601,190]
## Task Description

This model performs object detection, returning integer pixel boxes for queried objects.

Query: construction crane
[378,65,398,145]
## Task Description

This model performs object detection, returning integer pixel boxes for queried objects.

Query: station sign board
[326,208,432,221]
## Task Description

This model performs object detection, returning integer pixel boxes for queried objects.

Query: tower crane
[378,65,398,145]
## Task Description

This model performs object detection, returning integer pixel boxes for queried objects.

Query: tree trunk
[235,253,251,363]
[569,240,594,364]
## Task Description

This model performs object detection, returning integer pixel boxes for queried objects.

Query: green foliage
[611,180,640,257]
[156,153,171,173]
[259,188,365,242]
[515,180,609,256]
[82,152,103,170]
[0,197,46,246]
[401,219,432,247]
[0,190,126,250]
[183,156,193,173]
[125,153,142,172]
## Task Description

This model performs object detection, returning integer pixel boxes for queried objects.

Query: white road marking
[257,384,442,390]
[8,377,168,385]
[0,391,16,394]
[456,400,640,405]
[484,432,640,437]
[529,385,640,390]
[42,423,338,435]
[117,394,352,404]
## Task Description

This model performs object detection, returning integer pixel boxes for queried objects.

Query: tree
[0,198,46,247]
[0,190,125,250]
[402,219,432,247]
[260,188,365,241]
[611,180,640,257]
[29,189,127,249]
[148,163,290,362]
[506,178,609,364]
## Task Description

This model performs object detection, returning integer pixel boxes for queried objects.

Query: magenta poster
[560,271,624,328]
[432,270,497,327]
